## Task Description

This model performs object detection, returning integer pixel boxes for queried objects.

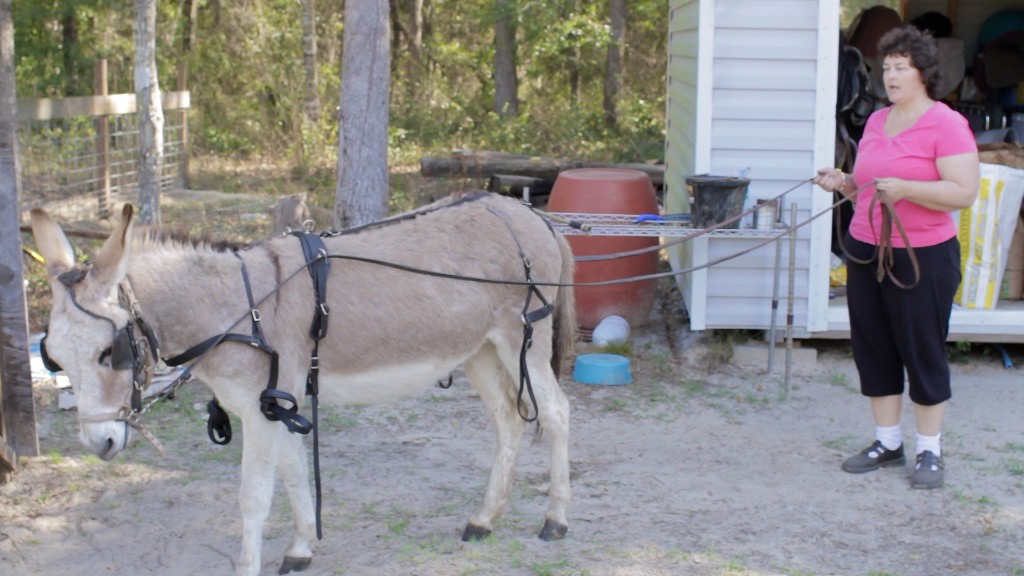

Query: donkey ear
[30,208,76,278]
[89,204,135,287]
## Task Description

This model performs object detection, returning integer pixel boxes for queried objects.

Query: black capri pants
[845,234,961,406]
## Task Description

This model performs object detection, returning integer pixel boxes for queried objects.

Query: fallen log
[420,152,664,187]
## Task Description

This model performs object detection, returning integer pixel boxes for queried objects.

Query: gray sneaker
[911,450,944,489]
[842,440,906,473]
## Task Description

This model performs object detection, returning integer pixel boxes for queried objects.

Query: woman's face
[881,54,927,104]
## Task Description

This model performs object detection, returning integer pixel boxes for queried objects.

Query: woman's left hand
[874,177,909,203]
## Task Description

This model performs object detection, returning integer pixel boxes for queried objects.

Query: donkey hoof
[538,519,568,541]
[461,523,492,542]
[279,556,312,574]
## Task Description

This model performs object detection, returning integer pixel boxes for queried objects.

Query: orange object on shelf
[546,168,659,331]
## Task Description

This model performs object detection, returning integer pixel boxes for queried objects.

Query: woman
[814,25,979,489]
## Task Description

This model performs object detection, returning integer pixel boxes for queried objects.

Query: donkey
[30,192,576,576]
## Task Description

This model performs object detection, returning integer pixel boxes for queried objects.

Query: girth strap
[162,253,313,436]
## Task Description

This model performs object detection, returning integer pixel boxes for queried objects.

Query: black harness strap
[290,230,331,540]
[163,253,313,438]
[517,256,554,422]
[487,205,554,422]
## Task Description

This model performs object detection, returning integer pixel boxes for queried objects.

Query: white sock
[915,432,941,457]
[875,424,903,451]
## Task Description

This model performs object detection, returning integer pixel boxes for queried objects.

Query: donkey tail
[551,232,576,379]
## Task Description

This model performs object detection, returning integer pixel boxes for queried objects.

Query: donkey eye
[99,347,112,367]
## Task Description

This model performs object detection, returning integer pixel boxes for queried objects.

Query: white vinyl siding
[667,0,836,333]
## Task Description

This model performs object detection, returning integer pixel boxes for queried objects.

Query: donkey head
[31,204,138,460]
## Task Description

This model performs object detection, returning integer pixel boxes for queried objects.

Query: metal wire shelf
[544,212,788,238]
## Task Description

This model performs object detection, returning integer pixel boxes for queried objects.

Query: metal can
[754,200,777,231]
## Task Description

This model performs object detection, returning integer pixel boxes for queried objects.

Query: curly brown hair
[877,25,942,98]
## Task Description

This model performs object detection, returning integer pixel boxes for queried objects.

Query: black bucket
[685,175,750,229]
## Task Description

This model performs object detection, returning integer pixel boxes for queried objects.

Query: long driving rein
[37,180,919,544]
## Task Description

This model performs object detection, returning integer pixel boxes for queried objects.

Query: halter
[40,267,165,453]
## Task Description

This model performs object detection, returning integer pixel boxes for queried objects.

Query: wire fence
[18,110,188,222]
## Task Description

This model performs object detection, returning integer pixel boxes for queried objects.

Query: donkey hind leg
[460,344,528,542]
[275,431,316,574]
[522,346,571,541]
[236,415,287,576]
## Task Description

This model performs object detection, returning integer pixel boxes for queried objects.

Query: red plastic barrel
[547,168,659,331]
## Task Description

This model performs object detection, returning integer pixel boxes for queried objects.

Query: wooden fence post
[95,59,111,219]
[1,0,40,472]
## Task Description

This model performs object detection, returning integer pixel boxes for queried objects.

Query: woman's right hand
[813,168,846,193]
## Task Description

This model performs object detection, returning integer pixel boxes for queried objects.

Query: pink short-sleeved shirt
[849,102,977,247]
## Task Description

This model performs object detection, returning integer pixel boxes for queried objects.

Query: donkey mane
[134,225,246,254]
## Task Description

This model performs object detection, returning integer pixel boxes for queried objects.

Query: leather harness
[42,195,559,542]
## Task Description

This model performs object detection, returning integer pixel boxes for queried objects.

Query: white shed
[665,0,1024,342]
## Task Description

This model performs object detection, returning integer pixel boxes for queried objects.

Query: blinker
[110,325,139,371]
[40,325,139,373]
[39,334,63,373]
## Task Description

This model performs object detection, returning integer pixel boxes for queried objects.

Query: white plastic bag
[955,163,1024,309]
[592,315,630,346]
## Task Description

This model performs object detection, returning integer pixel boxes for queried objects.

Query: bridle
[39,266,166,453]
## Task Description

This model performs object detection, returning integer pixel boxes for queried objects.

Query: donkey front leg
[236,417,286,576]
[461,348,527,541]
[275,431,316,573]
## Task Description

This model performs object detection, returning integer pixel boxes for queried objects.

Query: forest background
[10,0,889,213]
[12,0,669,215]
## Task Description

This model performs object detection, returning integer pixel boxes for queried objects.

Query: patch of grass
[601,398,628,413]
[46,449,64,464]
[599,341,633,356]
[387,512,411,535]
[948,340,972,364]
[822,435,860,452]
[723,558,749,574]
[1004,459,1024,476]
[827,368,855,391]
[952,489,999,508]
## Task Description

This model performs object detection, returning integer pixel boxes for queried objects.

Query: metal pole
[784,202,798,399]
[767,219,783,373]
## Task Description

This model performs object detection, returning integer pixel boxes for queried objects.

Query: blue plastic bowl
[573,354,632,385]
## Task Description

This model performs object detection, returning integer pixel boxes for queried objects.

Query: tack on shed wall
[665,0,838,332]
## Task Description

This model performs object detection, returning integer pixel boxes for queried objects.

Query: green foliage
[14,0,667,167]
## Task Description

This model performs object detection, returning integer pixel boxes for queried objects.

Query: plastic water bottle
[592,315,630,346]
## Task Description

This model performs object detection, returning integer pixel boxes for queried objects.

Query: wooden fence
[16,60,191,220]
[2,61,191,479]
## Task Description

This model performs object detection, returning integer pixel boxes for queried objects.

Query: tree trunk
[419,153,664,186]
[61,4,78,93]
[566,0,581,107]
[181,0,198,54]
[603,0,625,127]
[0,0,40,464]
[406,0,423,86]
[335,0,391,229]
[493,0,518,118]
[135,0,163,225]
[301,0,320,124]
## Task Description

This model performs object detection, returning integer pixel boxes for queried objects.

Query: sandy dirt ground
[2,289,1024,576]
